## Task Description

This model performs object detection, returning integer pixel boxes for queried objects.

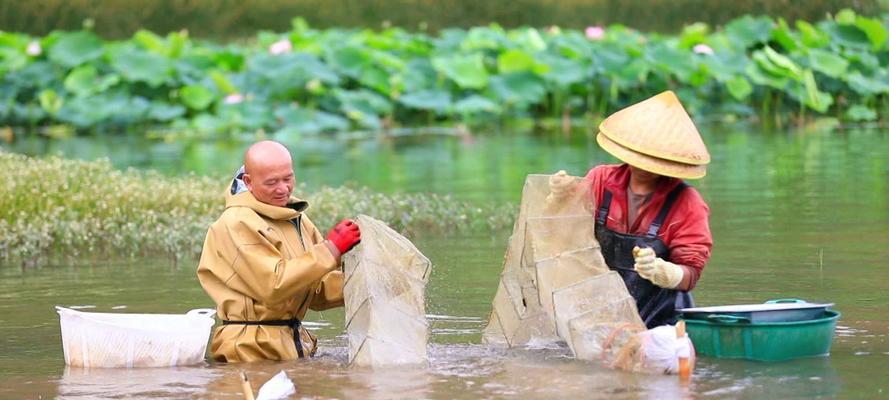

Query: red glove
[326,219,361,254]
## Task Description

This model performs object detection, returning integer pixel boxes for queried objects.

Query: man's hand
[633,246,684,289]
[326,219,361,255]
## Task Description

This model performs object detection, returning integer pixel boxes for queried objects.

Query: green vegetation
[0,152,514,265]
[2,0,882,38]
[0,10,887,139]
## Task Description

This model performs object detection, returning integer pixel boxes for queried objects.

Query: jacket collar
[225,190,309,221]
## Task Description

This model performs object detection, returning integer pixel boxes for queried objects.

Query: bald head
[242,141,295,207]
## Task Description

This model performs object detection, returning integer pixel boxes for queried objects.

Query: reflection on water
[59,366,220,399]
[1,125,889,398]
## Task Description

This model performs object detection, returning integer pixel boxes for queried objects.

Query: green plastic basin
[682,310,840,362]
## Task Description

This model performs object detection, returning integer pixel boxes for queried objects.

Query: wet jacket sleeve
[309,271,345,311]
[662,189,712,290]
[219,217,338,306]
[305,218,345,310]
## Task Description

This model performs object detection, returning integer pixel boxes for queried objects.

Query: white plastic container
[56,306,215,368]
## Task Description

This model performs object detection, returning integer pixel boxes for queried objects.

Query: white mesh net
[343,214,432,367]
[481,173,620,347]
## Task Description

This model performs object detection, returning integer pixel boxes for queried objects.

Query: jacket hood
[225,190,309,221]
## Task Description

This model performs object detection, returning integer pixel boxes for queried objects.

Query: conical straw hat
[598,91,710,177]
[597,133,707,179]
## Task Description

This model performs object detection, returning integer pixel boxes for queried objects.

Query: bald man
[197,141,361,362]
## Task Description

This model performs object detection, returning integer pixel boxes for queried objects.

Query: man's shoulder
[212,206,267,230]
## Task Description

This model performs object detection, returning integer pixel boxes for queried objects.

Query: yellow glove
[633,246,684,289]
[546,170,576,204]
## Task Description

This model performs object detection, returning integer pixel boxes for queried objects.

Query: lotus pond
[1,9,887,142]
[1,123,889,398]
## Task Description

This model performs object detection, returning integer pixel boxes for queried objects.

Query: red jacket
[585,164,712,290]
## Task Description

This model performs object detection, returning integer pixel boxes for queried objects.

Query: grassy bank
[0,152,514,265]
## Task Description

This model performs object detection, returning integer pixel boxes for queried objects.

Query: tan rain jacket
[197,190,343,362]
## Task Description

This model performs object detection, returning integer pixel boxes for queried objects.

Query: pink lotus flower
[693,44,714,55]
[268,39,292,55]
[585,26,605,40]
[224,93,244,105]
[26,41,41,56]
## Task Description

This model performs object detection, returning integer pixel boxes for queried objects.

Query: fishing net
[481,173,613,347]
[481,172,692,376]
[343,214,432,367]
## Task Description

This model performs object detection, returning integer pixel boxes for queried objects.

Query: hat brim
[597,132,707,179]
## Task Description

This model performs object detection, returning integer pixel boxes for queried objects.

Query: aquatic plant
[0,152,514,265]
[0,10,886,138]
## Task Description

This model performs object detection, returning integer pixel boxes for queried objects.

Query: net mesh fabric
[482,174,626,348]
[343,214,432,367]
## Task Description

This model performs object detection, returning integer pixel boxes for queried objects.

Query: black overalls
[594,182,694,329]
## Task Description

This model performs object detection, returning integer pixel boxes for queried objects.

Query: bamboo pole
[241,371,256,400]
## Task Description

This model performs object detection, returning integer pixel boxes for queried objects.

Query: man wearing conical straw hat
[551,91,712,329]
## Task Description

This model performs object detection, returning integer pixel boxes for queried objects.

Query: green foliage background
[0,0,884,38]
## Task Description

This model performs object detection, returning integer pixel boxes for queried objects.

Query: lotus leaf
[539,54,586,86]
[763,46,803,80]
[180,85,215,111]
[453,95,501,115]
[489,72,546,106]
[460,26,507,52]
[745,62,789,89]
[726,75,753,100]
[771,19,800,52]
[549,33,590,60]
[147,102,186,122]
[275,106,350,134]
[209,70,238,94]
[845,71,889,96]
[109,47,172,87]
[63,65,119,97]
[508,28,547,52]
[327,45,371,78]
[807,49,849,78]
[218,101,275,130]
[48,31,104,68]
[646,42,696,83]
[851,16,888,50]
[678,22,710,49]
[589,45,629,75]
[796,21,831,48]
[38,89,63,115]
[432,53,489,89]
[845,104,877,121]
[400,59,437,93]
[820,21,872,50]
[800,69,833,112]
[724,15,773,49]
[398,90,452,113]
[133,30,166,55]
[0,48,28,73]
[501,49,549,76]
[358,66,391,95]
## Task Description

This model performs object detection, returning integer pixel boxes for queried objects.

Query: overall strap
[597,190,613,224]
[645,182,688,238]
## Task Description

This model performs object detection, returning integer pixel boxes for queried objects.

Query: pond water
[2,124,888,398]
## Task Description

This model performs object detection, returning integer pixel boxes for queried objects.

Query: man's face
[243,159,295,207]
